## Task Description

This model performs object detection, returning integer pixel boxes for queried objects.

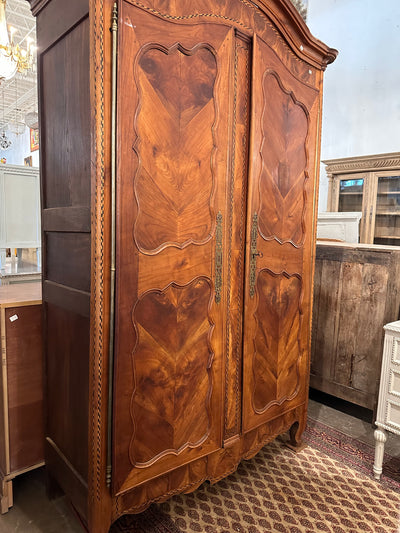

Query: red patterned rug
[110,418,400,532]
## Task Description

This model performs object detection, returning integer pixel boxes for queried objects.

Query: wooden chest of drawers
[0,282,44,513]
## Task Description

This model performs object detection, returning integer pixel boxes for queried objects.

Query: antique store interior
[0,0,400,531]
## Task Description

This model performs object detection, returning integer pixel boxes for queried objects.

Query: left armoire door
[112,3,235,494]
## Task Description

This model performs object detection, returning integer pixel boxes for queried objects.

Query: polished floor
[0,394,398,533]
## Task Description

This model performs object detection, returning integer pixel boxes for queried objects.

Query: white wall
[307,0,400,211]
[0,126,39,167]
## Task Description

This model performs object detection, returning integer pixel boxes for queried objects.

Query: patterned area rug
[110,419,400,533]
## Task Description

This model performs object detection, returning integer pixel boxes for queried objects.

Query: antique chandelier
[0,0,34,81]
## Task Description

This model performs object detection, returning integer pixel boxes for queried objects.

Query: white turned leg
[373,428,387,480]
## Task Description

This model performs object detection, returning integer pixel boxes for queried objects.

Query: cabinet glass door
[374,176,400,245]
[338,178,364,212]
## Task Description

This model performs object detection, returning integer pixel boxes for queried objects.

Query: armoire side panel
[38,5,91,521]
[40,17,91,209]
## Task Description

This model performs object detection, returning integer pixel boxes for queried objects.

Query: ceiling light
[0,0,34,81]
[24,110,38,129]
[7,120,25,135]
[0,130,11,149]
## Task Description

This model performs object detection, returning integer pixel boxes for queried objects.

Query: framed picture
[30,128,39,152]
[24,156,33,167]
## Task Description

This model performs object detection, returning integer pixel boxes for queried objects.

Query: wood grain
[252,270,302,412]
[311,243,400,409]
[0,283,41,307]
[6,306,44,472]
[134,45,217,251]
[258,70,309,246]
[130,278,214,466]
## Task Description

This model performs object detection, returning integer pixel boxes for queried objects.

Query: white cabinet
[317,212,362,243]
[0,165,41,271]
[373,320,400,479]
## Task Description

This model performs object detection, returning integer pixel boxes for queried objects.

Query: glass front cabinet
[326,153,400,245]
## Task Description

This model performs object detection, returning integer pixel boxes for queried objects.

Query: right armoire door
[242,33,322,433]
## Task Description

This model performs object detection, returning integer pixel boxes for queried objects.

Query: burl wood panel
[311,243,400,409]
[258,71,308,246]
[252,270,302,412]
[134,45,217,252]
[113,4,233,493]
[131,278,213,466]
[5,306,44,472]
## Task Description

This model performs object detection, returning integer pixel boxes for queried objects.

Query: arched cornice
[254,0,338,69]
[27,0,338,70]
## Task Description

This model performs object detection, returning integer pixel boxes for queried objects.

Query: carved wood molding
[27,0,51,16]
[125,0,337,71]
[323,152,400,175]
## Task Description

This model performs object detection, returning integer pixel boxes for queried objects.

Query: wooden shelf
[339,191,363,196]
[376,211,400,216]
[375,235,400,240]
[377,191,400,195]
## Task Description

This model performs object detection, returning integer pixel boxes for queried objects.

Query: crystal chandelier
[0,0,34,81]
[7,77,26,135]
[0,129,11,149]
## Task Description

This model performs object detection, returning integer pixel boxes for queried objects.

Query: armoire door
[112,1,236,495]
[242,35,321,432]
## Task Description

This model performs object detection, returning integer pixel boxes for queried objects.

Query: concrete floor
[0,395,399,533]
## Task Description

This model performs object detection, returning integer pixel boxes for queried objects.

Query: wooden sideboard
[0,282,44,513]
[311,242,400,410]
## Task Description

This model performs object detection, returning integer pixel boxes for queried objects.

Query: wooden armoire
[27,0,336,531]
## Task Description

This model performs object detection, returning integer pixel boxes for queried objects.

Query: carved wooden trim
[323,152,400,175]
[114,406,305,517]
[224,38,250,441]
[124,0,337,71]
[27,0,51,16]
[89,0,106,506]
